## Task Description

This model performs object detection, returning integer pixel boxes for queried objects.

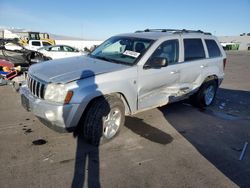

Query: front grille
[27,74,46,99]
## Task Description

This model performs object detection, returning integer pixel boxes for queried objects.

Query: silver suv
[20,29,226,145]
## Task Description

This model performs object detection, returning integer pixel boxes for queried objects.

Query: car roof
[116,32,172,40]
[30,40,48,42]
[49,45,67,47]
[47,45,75,48]
[115,29,214,40]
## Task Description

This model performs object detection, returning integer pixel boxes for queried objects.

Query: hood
[29,56,129,83]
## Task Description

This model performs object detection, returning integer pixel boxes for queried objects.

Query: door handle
[200,65,208,68]
[170,70,179,74]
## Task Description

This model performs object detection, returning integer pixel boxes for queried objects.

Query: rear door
[178,37,206,92]
[203,39,224,78]
[137,39,181,110]
[49,46,64,59]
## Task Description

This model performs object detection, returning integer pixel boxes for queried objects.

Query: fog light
[45,110,56,121]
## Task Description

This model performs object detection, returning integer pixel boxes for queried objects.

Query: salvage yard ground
[0,51,249,188]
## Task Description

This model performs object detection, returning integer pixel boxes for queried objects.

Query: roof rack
[135,29,212,35]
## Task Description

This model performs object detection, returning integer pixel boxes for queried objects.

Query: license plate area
[21,94,30,111]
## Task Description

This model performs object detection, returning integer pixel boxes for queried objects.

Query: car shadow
[159,88,250,187]
[125,116,173,145]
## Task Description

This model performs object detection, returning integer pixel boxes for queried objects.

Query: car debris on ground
[0,38,51,89]
[239,142,248,161]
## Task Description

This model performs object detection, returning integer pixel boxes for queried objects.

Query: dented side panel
[137,64,180,110]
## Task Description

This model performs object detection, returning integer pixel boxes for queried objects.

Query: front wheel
[190,80,218,108]
[80,95,125,146]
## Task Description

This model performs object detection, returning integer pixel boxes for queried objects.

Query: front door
[137,39,181,110]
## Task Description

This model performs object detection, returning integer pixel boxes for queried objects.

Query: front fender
[68,67,138,126]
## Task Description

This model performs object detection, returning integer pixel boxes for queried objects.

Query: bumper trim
[20,85,81,130]
[37,117,76,133]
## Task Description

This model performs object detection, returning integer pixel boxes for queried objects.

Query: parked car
[4,43,23,51]
[20,29,226,145]
[24,40,52,51]
[37,45,86,59]
[0,39,51,67]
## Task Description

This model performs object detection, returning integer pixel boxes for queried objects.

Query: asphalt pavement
[0,51,249,188]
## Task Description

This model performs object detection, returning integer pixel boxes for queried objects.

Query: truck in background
[1,29,55,51]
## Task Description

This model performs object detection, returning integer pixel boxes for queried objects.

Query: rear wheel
[80,95,125,146]
[190,79,218,108]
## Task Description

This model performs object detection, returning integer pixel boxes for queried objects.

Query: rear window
[205,39,222,58]
[184,39,205,61]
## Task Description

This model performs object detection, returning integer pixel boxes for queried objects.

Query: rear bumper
[19,85,80,131]
[218,78,223,86]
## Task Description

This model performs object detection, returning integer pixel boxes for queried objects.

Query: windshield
[90,36,154,65]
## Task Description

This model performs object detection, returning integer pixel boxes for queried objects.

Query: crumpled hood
[29,55,129,83]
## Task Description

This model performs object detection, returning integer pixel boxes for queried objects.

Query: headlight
[44,83,73,104]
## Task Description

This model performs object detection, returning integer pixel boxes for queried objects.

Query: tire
[80,95,125,146]
[190,79,218,108]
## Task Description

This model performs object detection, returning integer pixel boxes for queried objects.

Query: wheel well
[80,93,131,124]
[111,93,131,115]
[204,75,218,85]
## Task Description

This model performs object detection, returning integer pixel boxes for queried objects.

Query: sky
[0,0,250,40]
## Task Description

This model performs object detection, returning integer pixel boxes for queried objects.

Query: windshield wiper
[95,56,123,64]
[95,56,111,62]
[89,54,131,65]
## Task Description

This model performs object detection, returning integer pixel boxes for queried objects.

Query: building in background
[219,35,250,51]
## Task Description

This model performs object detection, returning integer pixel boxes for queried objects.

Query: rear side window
[42,42,51,46]
[64,46,75,52]
[31,41,41,46]
[184,39,205,61]
[50,46,60,51]
[205,39,222,58]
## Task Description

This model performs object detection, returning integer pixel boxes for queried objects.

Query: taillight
[223,58,227,70]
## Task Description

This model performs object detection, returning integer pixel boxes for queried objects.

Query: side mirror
[145,57,168,69]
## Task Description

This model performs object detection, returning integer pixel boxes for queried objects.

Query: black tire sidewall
[81,95,125,146]
[199,80,218,107]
